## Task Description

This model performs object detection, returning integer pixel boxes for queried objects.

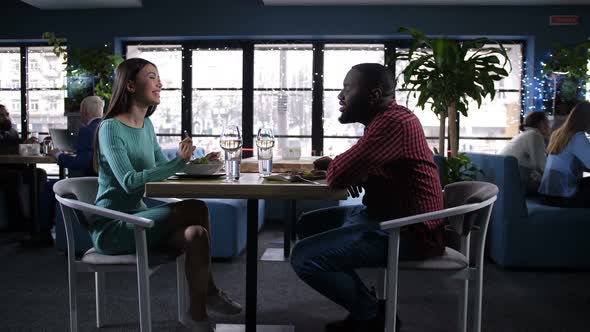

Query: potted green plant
[42,32,123,108]
[395,27,511,157]
[440,152,484,186]
[541,42,590,116]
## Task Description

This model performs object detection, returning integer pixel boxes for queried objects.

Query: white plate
[183,162,224,175]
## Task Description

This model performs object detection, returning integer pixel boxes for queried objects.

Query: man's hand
[347,185,363,198]
[314,156,333,171]
[205,151,221,162]
[178,137,196,162]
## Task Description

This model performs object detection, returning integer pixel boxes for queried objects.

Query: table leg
[225,198,292,332]
[260,200,296,262]
[30,163,39,237]
[283,200,295,257]
[246,199,259,332]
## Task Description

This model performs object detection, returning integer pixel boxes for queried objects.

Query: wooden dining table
[0,154,61,239]
[145,173,347,332]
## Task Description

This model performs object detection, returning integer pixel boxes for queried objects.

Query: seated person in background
[93,58,238,332]
[539,101,590,207]
[290,63,444,332]
[499,111,549,194]
[0,104,19,154]
[0,104,51,245]
[49,96,103,176]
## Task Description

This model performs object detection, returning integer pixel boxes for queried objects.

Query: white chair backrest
[443,181,499,236]
[443,181,498,265]
[53,177,99,227]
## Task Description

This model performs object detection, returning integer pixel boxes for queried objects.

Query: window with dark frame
[122,39,525,157]
[0,44,67,176]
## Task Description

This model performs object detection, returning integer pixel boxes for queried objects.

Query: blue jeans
[290,205,411,320]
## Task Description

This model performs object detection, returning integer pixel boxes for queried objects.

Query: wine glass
[219,125,242,182]
[256,127,275,176]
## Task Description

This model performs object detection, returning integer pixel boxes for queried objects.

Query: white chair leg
[385,230,400,332]
[68,262,78,332]
[176,253,187,322]
[376,268,387,300]
[473,266,484,332]
[135,229,152,332]
[458,279,469,332]
[95,272,106,328]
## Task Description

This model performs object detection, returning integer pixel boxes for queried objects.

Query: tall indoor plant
[42,32,123,105]
[541,41,590,116]
[396,27,511,157]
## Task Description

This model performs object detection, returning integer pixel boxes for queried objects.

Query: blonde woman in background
[539,101,590,207]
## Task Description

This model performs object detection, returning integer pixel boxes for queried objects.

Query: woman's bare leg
[165,200,219,320]
[168,225,210,321]
[167,200,219,293]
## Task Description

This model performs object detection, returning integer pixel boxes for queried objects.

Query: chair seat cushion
[81,247,179,266]
[399,247,468,270]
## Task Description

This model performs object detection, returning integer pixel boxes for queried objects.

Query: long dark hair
[93,58,158,172]
[519,111,547,132]
[547,101,590,155]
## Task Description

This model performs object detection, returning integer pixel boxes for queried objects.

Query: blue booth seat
[54,147,266,258]
[55,198,264,258]
[466,152,590,270]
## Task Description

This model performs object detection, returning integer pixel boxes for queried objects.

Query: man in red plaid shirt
[291,63,444,332]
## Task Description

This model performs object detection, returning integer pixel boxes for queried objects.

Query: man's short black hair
[351,63,395,96]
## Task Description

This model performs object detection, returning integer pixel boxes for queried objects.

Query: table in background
[0,154,62,238]
[145,173,347,332]
[241,156,319,173]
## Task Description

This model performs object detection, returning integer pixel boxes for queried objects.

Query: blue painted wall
[1,0,588,108]
[1,1,587,47]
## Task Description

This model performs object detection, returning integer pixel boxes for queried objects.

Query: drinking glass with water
[256,127,275,176]
[220,125,242,181]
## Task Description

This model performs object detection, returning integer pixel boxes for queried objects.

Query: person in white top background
[499,111,549,194]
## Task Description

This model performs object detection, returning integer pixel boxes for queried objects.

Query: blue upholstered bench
[54,147,265,258]
[466,152,590,269]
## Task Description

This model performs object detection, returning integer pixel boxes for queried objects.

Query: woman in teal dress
[91,58,239,331]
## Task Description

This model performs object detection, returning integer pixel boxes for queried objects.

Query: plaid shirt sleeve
[327,116,403,188]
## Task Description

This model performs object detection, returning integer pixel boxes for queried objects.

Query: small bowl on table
[183,161,224,175]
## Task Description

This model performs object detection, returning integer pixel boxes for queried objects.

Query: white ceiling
[263,0,590,5]
[20,0,142,9]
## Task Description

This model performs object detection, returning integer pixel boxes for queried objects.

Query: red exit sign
[550,15,580,26]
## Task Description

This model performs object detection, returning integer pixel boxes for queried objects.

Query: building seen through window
[123,40,524,158]
[254,44,313,156]
[192,48,243,153]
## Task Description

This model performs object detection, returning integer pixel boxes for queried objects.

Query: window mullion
[242,42,254,159]
[181,44,192,137]
[311,42,324,156]
[20,45,27,140]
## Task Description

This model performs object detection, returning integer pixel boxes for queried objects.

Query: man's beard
[338,98,370,124]
[0,119,12,131]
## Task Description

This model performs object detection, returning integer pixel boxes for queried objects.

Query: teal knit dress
[91,117,186,255]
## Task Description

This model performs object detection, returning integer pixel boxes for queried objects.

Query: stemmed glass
[256,127,275,176]
[219,125,242,182]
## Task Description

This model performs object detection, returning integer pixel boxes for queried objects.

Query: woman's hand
[205,151,221,162]
[178,137,196,162]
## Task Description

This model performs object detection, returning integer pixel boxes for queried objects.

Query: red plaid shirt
[327,100,444,258]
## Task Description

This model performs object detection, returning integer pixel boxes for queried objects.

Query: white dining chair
[53,177,188,332]
[379,181,498,332]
